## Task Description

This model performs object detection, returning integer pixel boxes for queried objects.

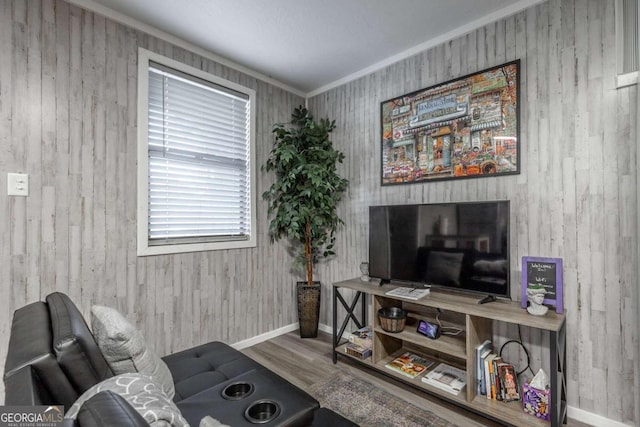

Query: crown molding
[66,0,307,98]
[69,0,550,99]
[306,0,546,98]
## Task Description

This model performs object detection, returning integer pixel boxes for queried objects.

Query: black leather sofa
[3,292,356,427]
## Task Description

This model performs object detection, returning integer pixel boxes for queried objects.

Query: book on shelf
[385,352,435,379]
[349,325,372,348]
[483,353,497,399]
[475,340,492,395]
[384,286,430,300]
[479,348,491,395]
[491,356,503,400]
[344,342,372,360]
[421,362,467,396]
[497,363,520,402]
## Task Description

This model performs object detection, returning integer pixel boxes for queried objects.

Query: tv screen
[369,201,510,298]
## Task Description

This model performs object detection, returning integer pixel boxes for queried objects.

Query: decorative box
[522,381,550,421]
[344,343,372,360]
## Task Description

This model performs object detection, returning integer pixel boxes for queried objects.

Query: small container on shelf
[378,307,407,332]
[522,381,550,421]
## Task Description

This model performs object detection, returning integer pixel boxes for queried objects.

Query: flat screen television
[369,201,510,299]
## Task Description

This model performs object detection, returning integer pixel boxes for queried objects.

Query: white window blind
[137,50,255,255]
[616,0,639,87]
[619,0,639,73]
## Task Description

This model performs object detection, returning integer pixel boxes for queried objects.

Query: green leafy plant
[262,106,349,285]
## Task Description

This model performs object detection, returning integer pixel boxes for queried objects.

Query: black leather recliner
[3,292,355,427]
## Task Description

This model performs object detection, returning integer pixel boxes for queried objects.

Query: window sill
[616,70,638,88]
[137,238,256,256]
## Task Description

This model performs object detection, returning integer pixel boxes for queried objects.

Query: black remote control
[477,295,497,304]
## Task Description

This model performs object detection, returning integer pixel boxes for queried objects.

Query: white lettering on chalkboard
[529,263,554,270]
[527,262,556,298]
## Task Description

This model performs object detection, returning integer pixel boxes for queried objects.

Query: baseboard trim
[567,406,633,427]
[232,322,334,350]
[231,323,300,350]
[318,322,332,335]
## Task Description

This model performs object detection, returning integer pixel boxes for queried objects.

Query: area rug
[308,373,457,427]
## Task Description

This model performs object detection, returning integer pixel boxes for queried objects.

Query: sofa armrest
[4,365,47,406]
[71,391,148,427]
[4,301,79,407]
[46,293,113,393]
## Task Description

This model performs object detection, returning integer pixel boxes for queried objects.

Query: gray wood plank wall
[308,0,638,424]
[0,0,638,424]
[0,0,303,400]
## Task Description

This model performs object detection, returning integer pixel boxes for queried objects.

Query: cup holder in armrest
[221,382,254,400]
[244,400,281,424]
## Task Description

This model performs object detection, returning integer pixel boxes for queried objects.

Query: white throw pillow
[91,305,175,399]
[65,373,187,427]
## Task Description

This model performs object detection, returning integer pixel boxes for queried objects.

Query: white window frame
[137,48,256,256]
[616,0,639,88]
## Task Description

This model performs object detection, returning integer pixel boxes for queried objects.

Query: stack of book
[385,352,435,379]
[475,340,520,401]
[475,340,492,396]
[421,362,467,395]
[345,326,372,360]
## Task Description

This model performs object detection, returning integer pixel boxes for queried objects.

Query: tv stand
[332,278,567,427]
[477,295,497,304]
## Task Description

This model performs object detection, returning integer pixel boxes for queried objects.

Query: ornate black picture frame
[380,60,520,185]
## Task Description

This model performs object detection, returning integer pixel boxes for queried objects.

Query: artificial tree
[262,106,348,337]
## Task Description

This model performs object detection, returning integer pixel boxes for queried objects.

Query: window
[616,0,639,87]
[137,48,256,256]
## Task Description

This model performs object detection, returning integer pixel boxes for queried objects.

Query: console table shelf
[374,323,467,360]
[332,278,567,427]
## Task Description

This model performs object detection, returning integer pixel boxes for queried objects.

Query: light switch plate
[8,173,28,196]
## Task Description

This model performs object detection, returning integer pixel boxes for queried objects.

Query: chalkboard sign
[521,256,563,313]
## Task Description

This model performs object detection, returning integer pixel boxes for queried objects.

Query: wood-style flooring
[242,331,591,427]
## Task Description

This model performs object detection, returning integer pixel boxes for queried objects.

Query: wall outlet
[7,173,29,196]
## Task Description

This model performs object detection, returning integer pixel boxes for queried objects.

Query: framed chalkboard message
[521,256,563,314]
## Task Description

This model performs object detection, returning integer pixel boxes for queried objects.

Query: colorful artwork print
[380,60,520,185]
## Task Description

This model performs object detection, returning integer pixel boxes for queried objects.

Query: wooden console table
[332,278,567,427]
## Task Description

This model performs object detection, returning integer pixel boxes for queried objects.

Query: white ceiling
[75,0,542,95]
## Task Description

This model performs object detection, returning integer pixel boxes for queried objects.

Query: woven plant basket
[297,282,321,338]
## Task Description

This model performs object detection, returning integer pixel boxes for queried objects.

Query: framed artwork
[380,60,520,185]
[521,256,563,314]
